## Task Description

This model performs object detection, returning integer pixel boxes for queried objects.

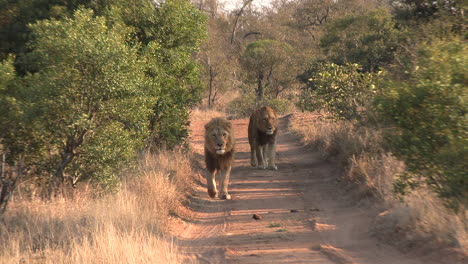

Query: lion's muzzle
[216,149,226,154]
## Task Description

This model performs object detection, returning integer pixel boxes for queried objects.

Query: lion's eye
[212,134,216,138]
[222,133,226,137]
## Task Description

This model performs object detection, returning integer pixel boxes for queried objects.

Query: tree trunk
[208,66,214,108]
[256,72,264,102]
[47,129,87,197]
[0,155,22,219]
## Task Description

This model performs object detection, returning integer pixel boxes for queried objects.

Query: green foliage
[0,0,101,72]
[376,39,467,207]
[19,9,151,191]
[0,1,207,192]
[320,9,402,72]
[298,62,380,120]
[107,0,207,149]
[390,0,465,20]
[241,40,289,72]
[240,39,295,100]
[0,55,15,88]
[0,55,20,157]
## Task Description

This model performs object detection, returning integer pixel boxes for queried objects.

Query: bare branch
[230,0,254,44]
[243,31,262,39]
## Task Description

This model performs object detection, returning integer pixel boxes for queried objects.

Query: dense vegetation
[0,0,466,210]
[0,0,206,195]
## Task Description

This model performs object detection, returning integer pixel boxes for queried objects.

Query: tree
[320,8,402,72]
[199,14,239,108]
[107,0,208,149]
[390,0,465,19]
[0,0,102,73]
[240,39,294,102]
[22,9,151,193]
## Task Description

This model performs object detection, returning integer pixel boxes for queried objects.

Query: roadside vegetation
[0,0,466,262]
[1,0,203,263]
[0,149,193,263]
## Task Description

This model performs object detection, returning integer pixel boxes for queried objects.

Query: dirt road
[172,116,435,264]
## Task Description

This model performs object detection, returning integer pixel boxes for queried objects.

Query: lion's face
[256,107,278,135]
[205,118,234,155]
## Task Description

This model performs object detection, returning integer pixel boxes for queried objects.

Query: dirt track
[172,116,437,264]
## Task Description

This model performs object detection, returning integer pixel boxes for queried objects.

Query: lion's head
[255,106,278,135]
[204,117,234,155]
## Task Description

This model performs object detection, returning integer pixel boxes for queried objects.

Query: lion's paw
[269,165,278,171]
[208,188,218,199]
[219,193,231,200]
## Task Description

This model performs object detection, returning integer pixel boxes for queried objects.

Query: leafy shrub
[298,62,380,121]
[19,9,151,192]
[376,38,467,208]
[0,1,207,193]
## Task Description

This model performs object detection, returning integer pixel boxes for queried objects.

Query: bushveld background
[0,0,466,263]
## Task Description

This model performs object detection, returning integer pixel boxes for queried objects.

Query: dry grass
[373,190,468,255]
[190,107,226,121]
[0,149,194,264]
[193,90,241,119]
[291,112,467,258]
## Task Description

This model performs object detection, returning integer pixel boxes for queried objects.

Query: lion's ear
[225,121,232,129]
[204,122,212,130]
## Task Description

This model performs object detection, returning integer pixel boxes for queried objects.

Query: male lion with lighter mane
[204,117,235,200]
[248,106,278,170]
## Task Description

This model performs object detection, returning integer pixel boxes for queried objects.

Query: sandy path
[173,116,434,264]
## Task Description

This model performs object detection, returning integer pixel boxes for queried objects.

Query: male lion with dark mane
[248,106,278,170]
[204,117,235,200]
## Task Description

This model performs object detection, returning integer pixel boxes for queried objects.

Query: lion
[248,106,278,170]
[204,117,235,200]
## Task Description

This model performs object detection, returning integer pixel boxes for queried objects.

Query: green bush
[376,38,467,208]
[20,9,151,192]
[298,62,380,121]
[0,1,207,193]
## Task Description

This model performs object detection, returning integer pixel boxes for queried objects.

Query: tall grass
[291,113,467,257]
[0,150,194,264]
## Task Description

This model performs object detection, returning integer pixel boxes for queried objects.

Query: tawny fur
[248,106,278,170]
[204,117,235,199]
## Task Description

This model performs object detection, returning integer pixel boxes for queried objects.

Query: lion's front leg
[218,166,232,200]
[257,145,267,169]
[250,144,258,167]
[207,169,218,198]
[267,143,278,170]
